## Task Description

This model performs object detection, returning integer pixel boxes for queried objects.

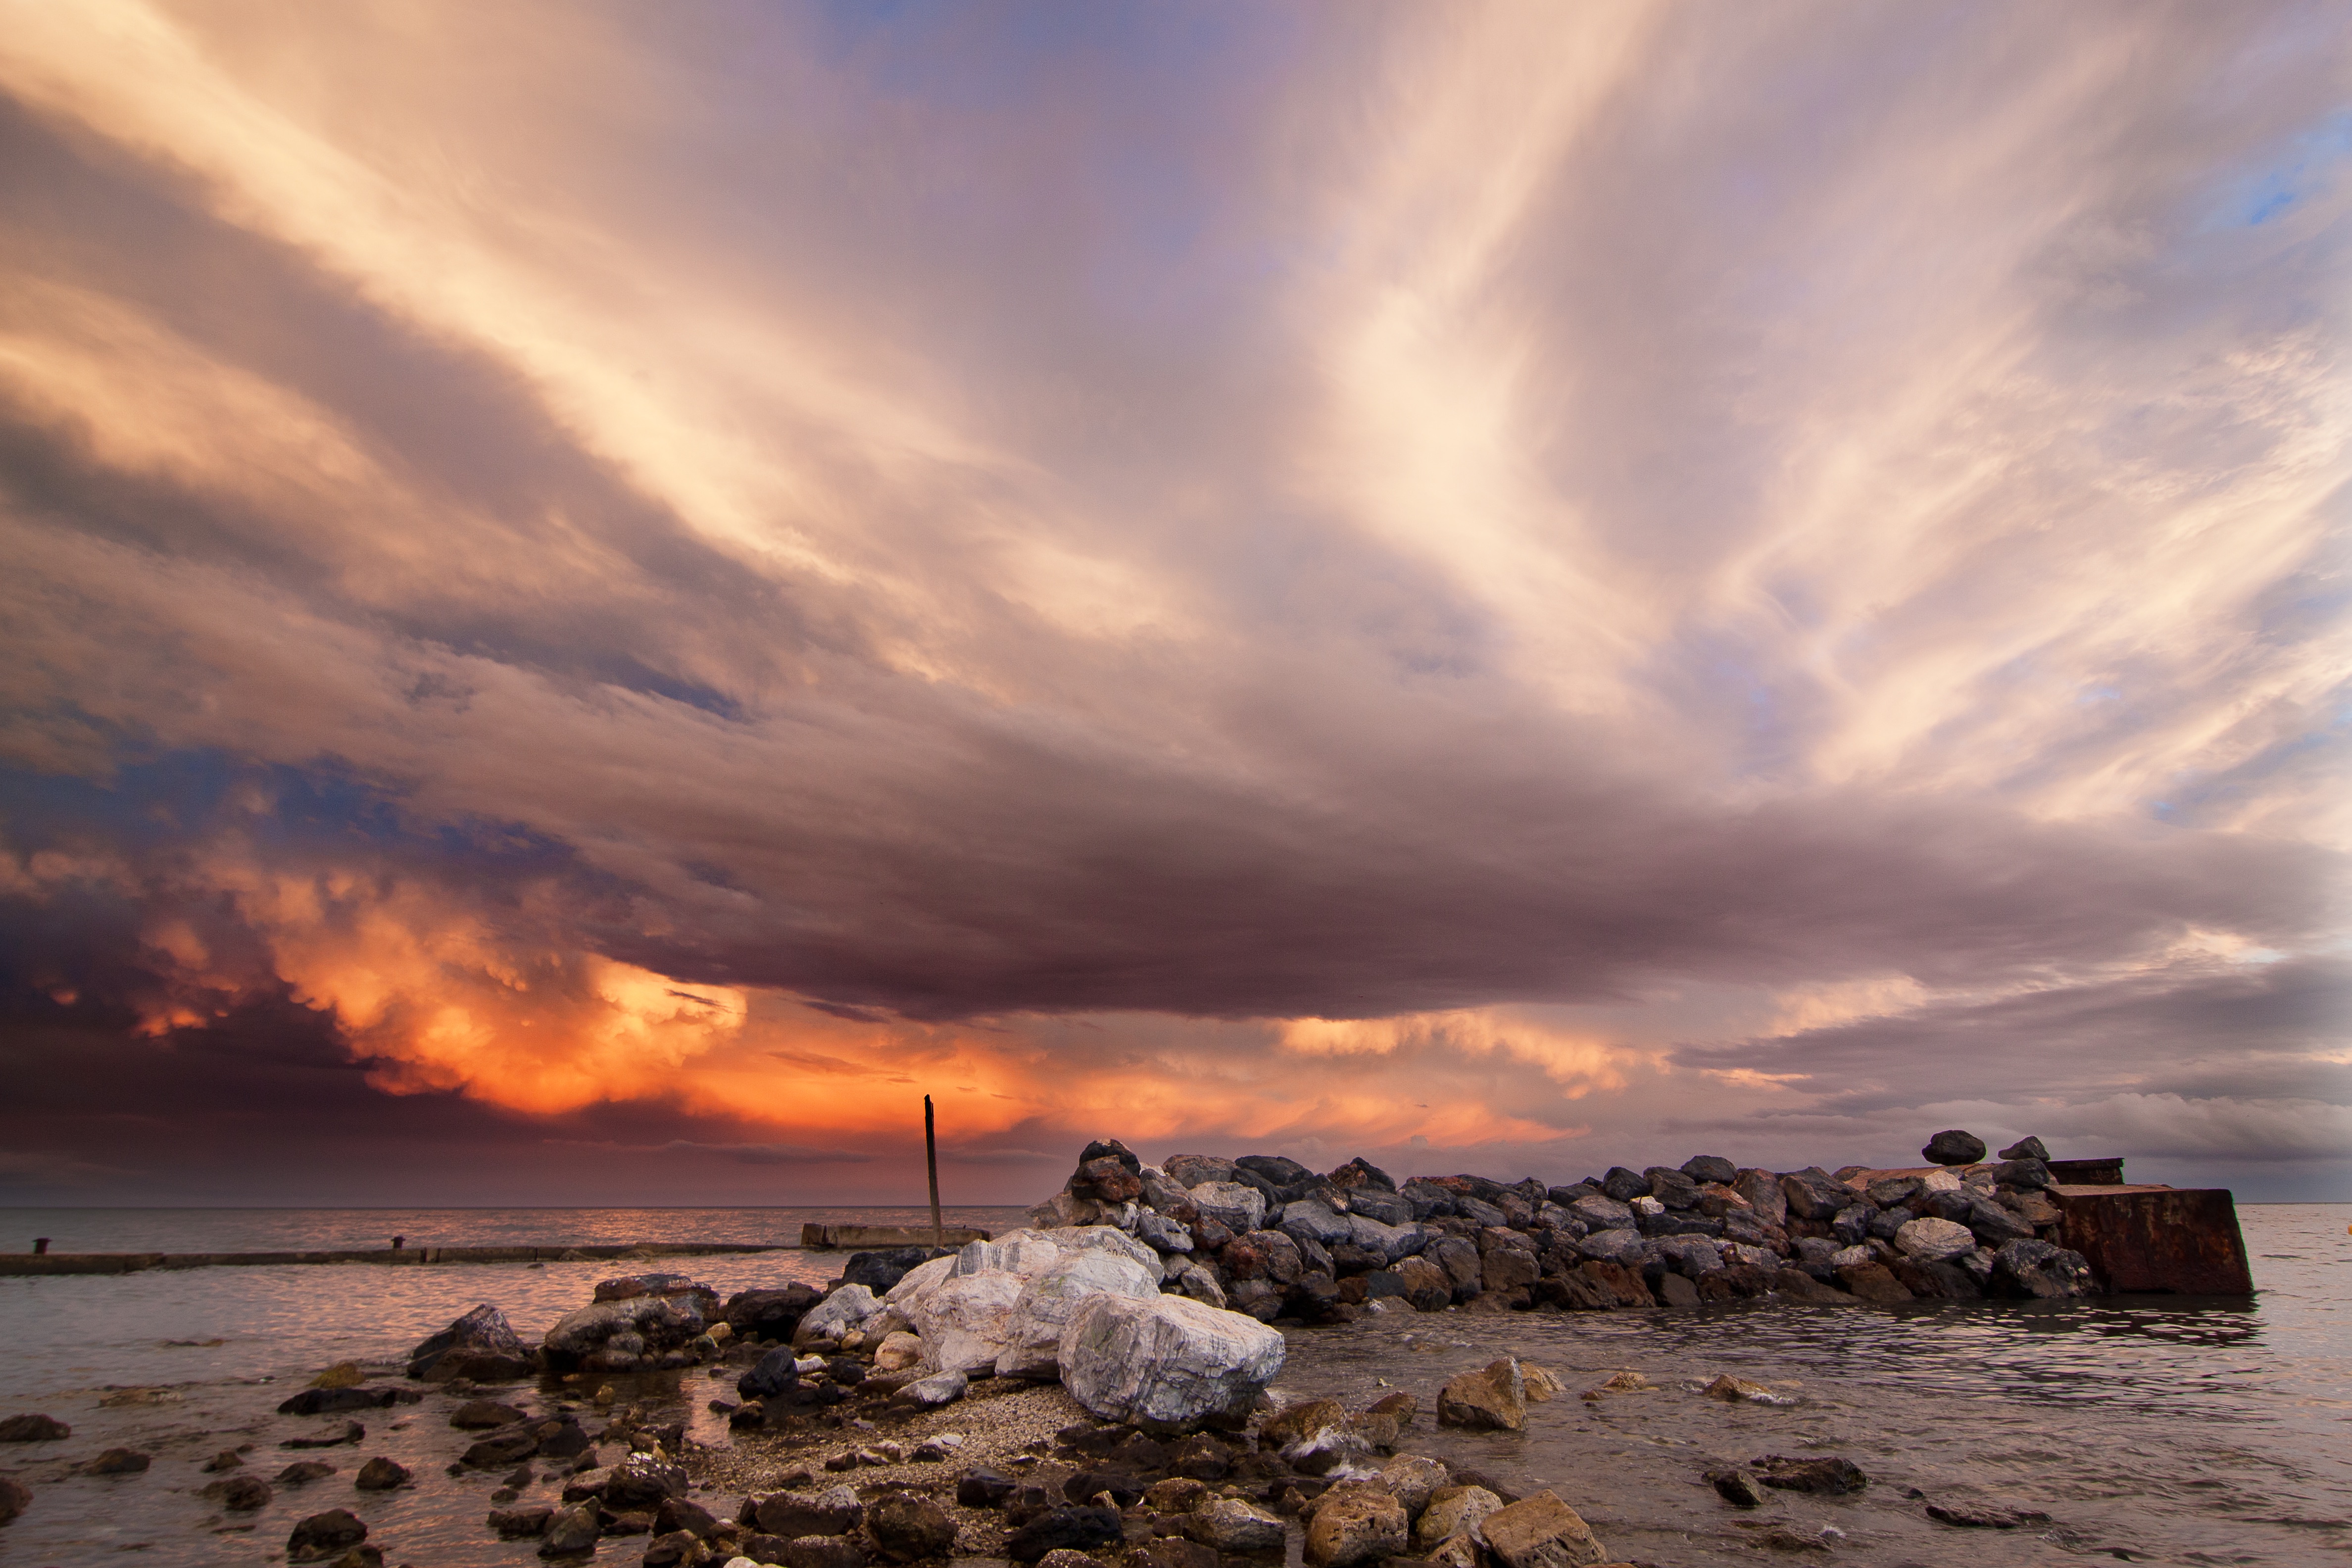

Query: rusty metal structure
[2054,1182,2254,1296]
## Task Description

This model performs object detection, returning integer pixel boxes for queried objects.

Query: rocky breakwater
[1016,1132,2101,1318]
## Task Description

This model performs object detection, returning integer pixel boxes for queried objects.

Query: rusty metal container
[2054,1184,2254,1295]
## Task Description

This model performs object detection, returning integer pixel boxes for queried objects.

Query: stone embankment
[1015,1130,2100,1321]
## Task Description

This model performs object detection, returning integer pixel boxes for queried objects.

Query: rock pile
[1013,1134,2100,1315]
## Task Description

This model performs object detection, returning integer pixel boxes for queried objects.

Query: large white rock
[793,1285,885,1348]
[1058,1291,1286,1431]
[908,1271,1028,1374]
[1186,1180,1266,1234]
[883,1255,960,1312]
[1034,1225,1165,1284]
[1895,1216,1976,1261]
[994,1248,1162,1379]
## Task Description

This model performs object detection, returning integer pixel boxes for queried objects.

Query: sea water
[0,1204,2343,1565]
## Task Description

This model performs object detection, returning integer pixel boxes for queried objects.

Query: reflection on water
[0,1205,2343,1566]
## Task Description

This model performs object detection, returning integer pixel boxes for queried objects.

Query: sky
[0,1,2346,1208]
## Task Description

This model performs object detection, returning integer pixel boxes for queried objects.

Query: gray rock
[1996,1136,2050,1162]
[1990,1239,2097,1298]
[841,1248,938,1292]
[1573,1227,1643,1263]
[1777,1168,1850,1222]
[867,1493,957,1562]
[542,1294,706,1372]
[1993,1157,2052,1190]
[1187,1180,1267,1234]
[1645,1167,1701,1210]
[1600,1167,1649,1201]
[407,1303,535,1382]
[1707,1469,1766,1507]
[1135,1210,1194,1253]
[1057,1291,1285,1431]
[1008,1506,1125,1562]
[750,1485,863,1538]
[1163,1154,1239,1190]
[539,1501,598,1556]
[489,1505,554,1539]
[1183,1496,1284,1553]
[1965,1197,2036,1246]
[793,1284,886,1347]
[1655,1236,1724,1276]
[895,1369,971,1408]
[739,1347,801,1399]
[996,1247,1160,1377]
[1567,1194,1635,1231]
[1681,1155,1739,1185]
[286,1509,368,1562]
[1894,1217,1976,1261]
[1732,1168,1788,1225]
[1923,1129,1988,1166]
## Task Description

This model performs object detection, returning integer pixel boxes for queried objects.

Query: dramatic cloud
[0,1,2345,1202]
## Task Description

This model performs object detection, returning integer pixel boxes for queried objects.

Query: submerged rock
[0,1415,67,1442]
[408,1303,535,1382]
[0,1475,28,1525]
[1437,1358,1526,1432]
[287,1509,367,1562]
[1475,1491,1610,1568]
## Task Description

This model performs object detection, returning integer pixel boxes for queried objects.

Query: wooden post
[925,1095,943,1251]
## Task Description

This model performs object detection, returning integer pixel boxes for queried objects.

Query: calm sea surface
[0,1203,2344,1566]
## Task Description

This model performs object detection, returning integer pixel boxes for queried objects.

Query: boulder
[1681,1155,1739,1185]
[353,1457,410,1491]
[1391,1256,1453,1312]
[593,1273,719,1313]
[1707,1469,1767,1507]
[1923,1129,1988,1166]
[1415,1486,1501,1549]
[1731,1168,1788,1225]
[725,1283,824,1342]
[449,1398,526,1428]
[489,1506,554,1538]
[1778,1168,1850,1222]
[842,1248,940,1293]
[1753,1454,1867,1494]
[1008,1506,1125,1562]
[0,1476,26,1526]
[895,1370,971,1409]
[907,1270,1026,1373]
[1566,1194,1634,1232]
[871,1330,925,1372]
[1183,1496,1285,1553]
[1164,1154,1240,1189]
[604,1452,686,1509]
[84,1447,150,1474]
[749,1485,863,1537]
[542,1293,706,1372]
[1992,1157,2053,1191]
[1306,1488,1407,1568]
[1475,1491,1608,1568]
[276,1462,337,1485]
[201,1473,272,1510]
[539,1502,599,1557]
[1058,1292,1286,1432]
[1437,1358,1525,1431]
[1990,1239,2097,1299]
[1362,1454,1441,1516]
[287,1510,367,1563]
[996,1247,1162,1377]
[1997,1135,2051,1162]
[1894,1217,1975,1262]
[739,1347,802,1399]
[785,1537,871,1568]
[1187,1181,1267,1234]
[795,1284,887,1347]
[0,1414,68,1442]
[867,1494,957,1562]
[407,1304,534,1382]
